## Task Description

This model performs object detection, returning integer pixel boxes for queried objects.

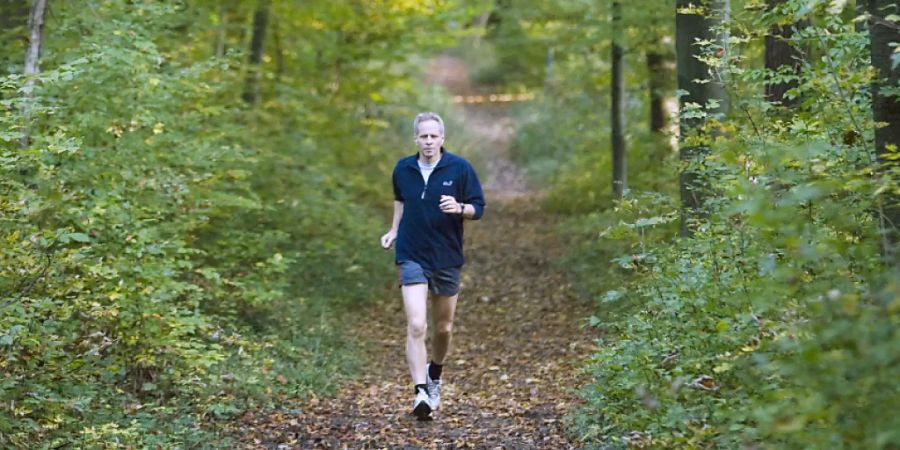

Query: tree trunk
[647,51,667,133]
[472,11,491,48]
[544,47,554,92]
[869,0,900,264]
[273,17,284,81]
[242,0,269,105]
[765,0,803,106]
[855,0,867,33]
[21,0,49,149]
[611,1,626,200]
[214,3,227,58]
[676,0,728,236]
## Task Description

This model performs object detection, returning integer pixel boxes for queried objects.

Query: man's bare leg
[402,283,429,385]
[431,294,459,365]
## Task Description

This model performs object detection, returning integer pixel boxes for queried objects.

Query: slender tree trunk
[272,17,284,82]
[21,0,49,149]
[855,0,867,33]
[765,0,803,106]
[24,0,48,82]
[676,0,728,236]
[611,1,626,200]
[544,47,554,92]
[472,11,491,48]
[647,51,667,133]
[242,0,269,105]
[215,4,227,58]
[869,0,900,264]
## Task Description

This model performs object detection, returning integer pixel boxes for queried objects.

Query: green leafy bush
[503,3,900,448]
[0,0,466,447]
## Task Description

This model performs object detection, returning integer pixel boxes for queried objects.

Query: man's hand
[440,195,463,215]
[381,230,397,249]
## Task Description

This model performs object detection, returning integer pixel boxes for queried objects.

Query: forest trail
[237,56,597,449]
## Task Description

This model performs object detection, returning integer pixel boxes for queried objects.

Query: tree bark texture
[647,51,667,133]
[273,17,284,81]
[611,1,626,200]
[544,47,555,91]
[21,0,48,149]
[676,0,728,236]
[472,11,491,48]
[869,0,900,264]
[765,0,804,106]
[24,0,48,79]
[242,0,269,105]
[855,0,867,33]
[215,4,227,58]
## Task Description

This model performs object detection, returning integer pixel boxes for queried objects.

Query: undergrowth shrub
[507,3,899,449]
[0,1,455,447]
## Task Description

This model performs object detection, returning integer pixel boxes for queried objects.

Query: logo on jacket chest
[442,180,453,186]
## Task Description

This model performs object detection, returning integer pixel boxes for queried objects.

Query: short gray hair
[413,112,445,136]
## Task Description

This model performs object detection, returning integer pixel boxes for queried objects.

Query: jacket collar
[404,147,454,169]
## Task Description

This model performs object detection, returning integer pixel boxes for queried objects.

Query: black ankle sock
[429,361,443,380]
[415,383,428,395]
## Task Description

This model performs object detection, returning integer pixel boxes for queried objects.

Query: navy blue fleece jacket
[392,149,485,270]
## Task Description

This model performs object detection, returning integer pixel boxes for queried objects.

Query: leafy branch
[1,247,54,310]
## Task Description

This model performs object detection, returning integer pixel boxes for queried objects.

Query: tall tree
[214,2,228,58]
[545,47,554,91]
[764,0,804,105]
[640,5,677,154]
[21,0,48,148]
[646,50,668,133]
[676,0,728,236]
[272,17,284,81]
[242,0,269,105]
[611,0,626,199]
[869,0,900,264]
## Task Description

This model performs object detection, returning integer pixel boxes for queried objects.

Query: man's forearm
[459,202,481,220]
[391,201,404,230]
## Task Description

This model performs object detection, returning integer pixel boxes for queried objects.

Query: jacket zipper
[415,163,445,200]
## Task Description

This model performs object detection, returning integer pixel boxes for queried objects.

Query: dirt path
[236,56,597,449]
[238,199,597,449]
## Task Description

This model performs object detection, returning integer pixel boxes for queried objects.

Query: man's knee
[407,320,427,339]
[434,320,453,336]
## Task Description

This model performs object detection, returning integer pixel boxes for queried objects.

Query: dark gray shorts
[397,260,462,297]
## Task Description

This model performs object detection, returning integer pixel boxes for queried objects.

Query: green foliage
[468,0,675,90]
[500,0,900,448]
[511,77,678,214]
[0,0,475,447]
[482,0,679,213]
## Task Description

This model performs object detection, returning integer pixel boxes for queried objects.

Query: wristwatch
[458,202,466,215]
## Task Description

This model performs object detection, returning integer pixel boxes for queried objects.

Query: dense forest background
[1,0,898,448]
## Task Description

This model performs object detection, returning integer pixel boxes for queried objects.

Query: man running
[380,112,485,420]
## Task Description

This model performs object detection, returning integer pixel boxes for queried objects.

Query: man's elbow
[471,204,485,220]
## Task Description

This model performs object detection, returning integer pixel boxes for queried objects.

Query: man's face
[415,120,444,160]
